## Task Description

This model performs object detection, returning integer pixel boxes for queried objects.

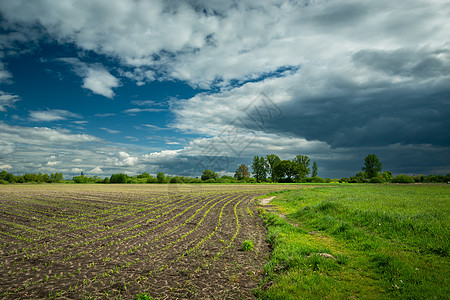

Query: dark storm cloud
[268,86,450,148]
[353,48,450,79]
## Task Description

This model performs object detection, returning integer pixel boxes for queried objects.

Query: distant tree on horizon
[252,156,267,182]
[293,154,310,181]
[273,160,296,182]
[234,164,250,181]
[311,161,318,177]
[362,154,383,179]
[157,172,166,183]
[110,173,127,183]
[201,169,218,181]
[266,154,281,182]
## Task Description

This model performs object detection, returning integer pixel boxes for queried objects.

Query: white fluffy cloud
[82,67,120,98]
[0,123,100,145]
[2,0,449,88]
[0,63,12,82]
[58,58,120,98]
[0,91,19,111]
[0,140,15,158]
[106,151,139,166]
[0,123,147,176]
[29,109,82,122]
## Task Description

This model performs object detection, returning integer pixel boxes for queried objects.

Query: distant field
[0,184,302,299]
[257,184,450,299]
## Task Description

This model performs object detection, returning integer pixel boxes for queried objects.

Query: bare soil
[0,184,299,299]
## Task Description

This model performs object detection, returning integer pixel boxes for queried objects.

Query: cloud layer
[0,0,449,177]
[2,0,449,87]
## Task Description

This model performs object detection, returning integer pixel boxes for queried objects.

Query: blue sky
[0,0,449,179]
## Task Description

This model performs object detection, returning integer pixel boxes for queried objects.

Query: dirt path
[258,196,276,205]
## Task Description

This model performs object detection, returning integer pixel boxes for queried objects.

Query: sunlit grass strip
[258,185,450,299]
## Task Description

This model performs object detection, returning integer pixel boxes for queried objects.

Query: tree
[311,161,318,177]
[266,154,281,182]
[43,173,50,183]
[156,172,166,183]
[391,174,415,183]
[273,160,297,182]
[201,169,218,181]
[362,154,383,179]
[293,154,310,182]
[234,164,250,181]
[252,156,267,182]
[110,173,127,183]
[381,171,393,182]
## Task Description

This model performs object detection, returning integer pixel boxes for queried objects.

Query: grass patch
[257,184,449,299]
[242,240,254,251]
[135,292,154,300]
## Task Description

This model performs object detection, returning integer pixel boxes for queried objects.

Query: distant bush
[110,173,128,183]
[302,176,326,183]
[146,177,158,183]
[392,175,415,183]
[424,175,446,183]
[215,178,231,183]
[412,175,425,183]
[187,178,202,184]
[0,180,9,185]
[170,176,183,183]
[201,169,218,181]
[369,177,384,183]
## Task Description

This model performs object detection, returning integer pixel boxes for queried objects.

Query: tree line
[0,170,64,184]
[233,154,318,183]
[1,154,449,184]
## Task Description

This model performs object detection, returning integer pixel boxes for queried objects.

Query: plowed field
[0,184,297,299]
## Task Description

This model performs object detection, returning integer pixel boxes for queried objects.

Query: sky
[0,0,449,179]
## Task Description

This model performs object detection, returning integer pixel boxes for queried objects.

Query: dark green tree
[43,173,50,183]
[156,172,166,183]
[381,171,393,182]
[293,154,310,182]
[252,156,267,182]
[234,164,250,181]
[110,173,127,183]
[266,154,281,182]
[311,161,318,177]
[273,160,297,182]
[362,154,383,179]
[201,169,218,181]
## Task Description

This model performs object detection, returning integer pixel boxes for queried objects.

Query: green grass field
[256,184,449,299]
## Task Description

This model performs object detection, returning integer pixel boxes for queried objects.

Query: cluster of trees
[250,154,318,183]
[339,154,450,183]
[0,170,64,184]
